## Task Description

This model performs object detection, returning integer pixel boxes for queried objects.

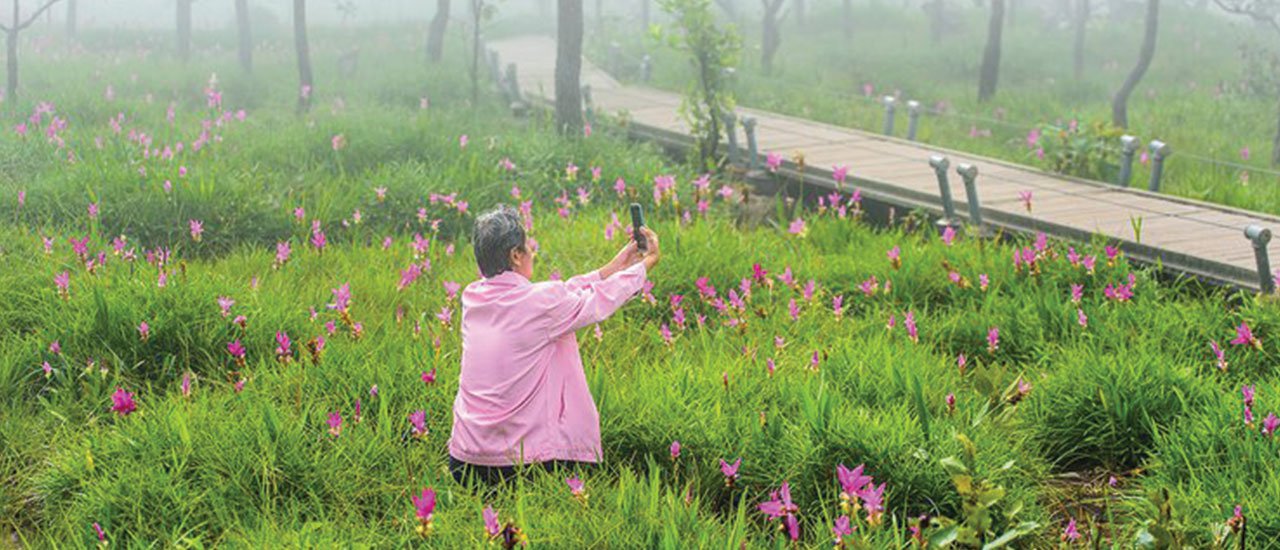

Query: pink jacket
[448,263,648,466]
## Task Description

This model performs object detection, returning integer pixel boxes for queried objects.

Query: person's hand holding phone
[637,227,660,271]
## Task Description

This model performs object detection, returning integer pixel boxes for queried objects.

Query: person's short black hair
[473,205,526,278]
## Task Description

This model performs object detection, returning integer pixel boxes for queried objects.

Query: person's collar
[484,269,531,286]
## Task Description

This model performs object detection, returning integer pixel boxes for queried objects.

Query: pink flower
[218,296,235,317]
[138,321,150,341]
[329,283,352,313]
[458,134,469,149]
[1026,127,1041,149]
[1242,385,1255,408]
[87,202,99,220]
[93,523,107,544]
[757,481,800,541]
[941,225,956,246]
[860,482,886,525]
[189,219,203,241]
[720,458,741,486]
[422,368,437,385]
[1062,518,1081,542]
[832,515,854,544]
[788,299,800,322]
[659,323,673,346]
[411,487,437,533]
[327,411,343,437]
[1210,340,1228,372]
[180,372,192,397]
[1077,308,1088,328]
[227,339,246,360]
[483,505,500,537]
[958,353,968,374]
[810,350,821,371]
[832,164,849,186]
[670,440,681,461]
[987,326,1000,353]
[1019,190,1033,212]
[436,306,452,327]
[1070,284,1083,304]
[565,475,587,499]
[409,410,428,438]
[275,331,293,362]
[1241,146,1251,161]
[946,392,957,413]
[788,218,806,236]
[837,464,872,500]
[331,134,346,151]
[110,387,136,416]
[1231,322,1261,349]
[443,281,461,301]
[832,295,844,319]
[905,311,919,343]
[766,152,783,172]
[54,271,71,298]
[1262,413,1279,436]
[887,246,901,269]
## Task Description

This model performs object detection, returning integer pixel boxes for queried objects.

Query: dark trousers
[449,455,593,486]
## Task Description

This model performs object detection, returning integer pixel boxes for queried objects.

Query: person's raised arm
[542,228,660,339]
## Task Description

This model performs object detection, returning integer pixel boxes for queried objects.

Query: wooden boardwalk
[492,36,1280,292]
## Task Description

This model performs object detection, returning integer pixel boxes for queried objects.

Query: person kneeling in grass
[447,205,660,485]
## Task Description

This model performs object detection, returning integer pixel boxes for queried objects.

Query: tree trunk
[1110,0,1158,128]
[427,0,449,63]
[6,30,16,102]
[176,0,192,62]
[1072,0,1087,81]
[977,0,1005,102]
[470,0,482,105]
[843,0,852,39]
[65,0,75,39]
[555,0,584,135]
[293,0,313,113]
[595,0,602,35]
[1271,95,1280,167]
[761,0,782,76]
[236,0,253,73]
[926,0,944,45]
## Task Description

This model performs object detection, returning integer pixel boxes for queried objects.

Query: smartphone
[630,203,647,252]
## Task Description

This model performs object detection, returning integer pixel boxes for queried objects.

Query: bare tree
[556,0,584,135]
[64,0,74,39]
[469,0,484,105]
[294,0,313,113]
[1,0,60,101]
[1073,0,1088,81]
[235,0,252,73]
[427,0,450,63]
[1215,0,1280,164]
[1111,0,1159,128]
[177,0,192,62]
[977,0,1005,102]
[761,0,786,75]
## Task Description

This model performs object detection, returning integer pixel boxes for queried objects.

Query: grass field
[0,16,1277,548]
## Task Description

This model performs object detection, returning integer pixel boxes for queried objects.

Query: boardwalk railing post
[505,63,521,102]
[724,112,739,166]
[582,84,595,128]
[742,117,759,172]
[1117,135,1138,187]
[1245,225,1275,294]
[1147,140,1171,192]
[928,155,958,224]
[956,163,984,229]
[882,96,896,136]
[906,100,922,141]
[640,54,653,83]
